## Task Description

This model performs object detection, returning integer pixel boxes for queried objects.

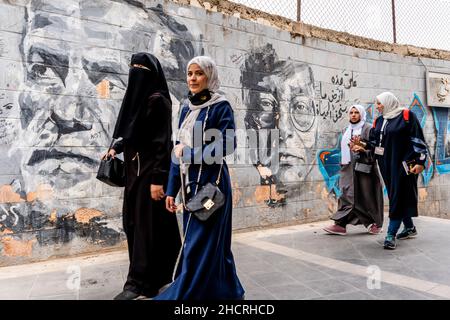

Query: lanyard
[379,119,388,147]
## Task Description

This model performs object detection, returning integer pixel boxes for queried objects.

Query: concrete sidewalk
[1,216,450,300]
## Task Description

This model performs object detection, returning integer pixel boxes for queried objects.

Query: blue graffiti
[317,135,342,197]
[433,107,450,174]
[409,93,433,185]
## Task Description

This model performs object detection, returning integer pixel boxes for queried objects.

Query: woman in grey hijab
[154,56,245,300]
[370,92,427,250]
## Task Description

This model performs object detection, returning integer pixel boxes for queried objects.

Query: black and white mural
[0,0,202,262]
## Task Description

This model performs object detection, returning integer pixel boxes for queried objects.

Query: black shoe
[383,234,396,250]
[113,290,140,300]
[397,226,417,240]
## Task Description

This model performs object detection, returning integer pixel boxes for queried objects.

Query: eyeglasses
[289,98,316,132]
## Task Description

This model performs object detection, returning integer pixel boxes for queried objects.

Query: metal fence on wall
[231,0,450,51]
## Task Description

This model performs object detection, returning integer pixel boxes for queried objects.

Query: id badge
[375,146,384,156]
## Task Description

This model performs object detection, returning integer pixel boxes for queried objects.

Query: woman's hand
[350,136,366,153]
[150,184,165,201]
[173,144,185,159]
[166,196,178,213]
[351,145,366,153]
[101,148,116,160]
[410,164,424,175]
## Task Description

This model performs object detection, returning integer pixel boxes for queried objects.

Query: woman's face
[349,107,361,123]
[187,63,208,94]
[376,100,384,114]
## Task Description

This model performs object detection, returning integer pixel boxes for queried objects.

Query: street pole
[392,0,397,43]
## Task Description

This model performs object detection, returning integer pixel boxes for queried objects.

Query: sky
[231,0,450,51]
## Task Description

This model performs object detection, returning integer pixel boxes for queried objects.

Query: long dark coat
[332,123,384,227]
[112,53,181,297]
[370,110,427,219]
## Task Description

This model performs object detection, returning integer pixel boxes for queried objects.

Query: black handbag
[96,139,125,187]
[183,169,225,221]
[179,106,225,221]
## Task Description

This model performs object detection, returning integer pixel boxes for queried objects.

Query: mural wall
[1,0,450,265]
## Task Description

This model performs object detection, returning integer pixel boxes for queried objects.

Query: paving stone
[29,271,78,298]
[0,275,37,300]
[267,283,321,300]
[299,279,359,297]
[250,271,299,289]
[312,290,378,300]
[244,288,276,300]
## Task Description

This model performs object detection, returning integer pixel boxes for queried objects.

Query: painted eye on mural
[260,98,275,110]
[28,63,60,85]
[257,92,278,111]
[108,78,126,92]
[289,98,315,132]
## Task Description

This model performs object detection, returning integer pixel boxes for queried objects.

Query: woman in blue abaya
[154,56,245,300]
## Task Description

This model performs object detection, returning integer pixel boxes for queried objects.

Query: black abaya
[112,53,180,297]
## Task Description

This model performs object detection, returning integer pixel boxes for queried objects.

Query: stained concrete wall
[1,0,450,266]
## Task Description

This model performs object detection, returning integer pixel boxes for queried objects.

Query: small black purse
[184,171,225,221]
[96,139,125,187]
[180,155,225,221]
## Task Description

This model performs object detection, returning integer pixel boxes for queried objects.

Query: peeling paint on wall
[26,184,54,202]
[74,208,102,224]
[0,185,23,203]
[1,237,35,257]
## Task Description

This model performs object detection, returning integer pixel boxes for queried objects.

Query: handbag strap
[194,106,224,188]
[107,138,116,151]
[171,199,192,281]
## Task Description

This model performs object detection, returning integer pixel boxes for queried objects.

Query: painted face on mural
[273,61,317,185]
[243,45,318,198]
[13,1,198,199]
[14,8,120,197]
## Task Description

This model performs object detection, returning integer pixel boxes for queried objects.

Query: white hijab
[341,105,366,165]
[376,91,406,120]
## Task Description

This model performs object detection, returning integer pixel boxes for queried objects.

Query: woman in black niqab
[107,52,181,300]
[113,52,172,139]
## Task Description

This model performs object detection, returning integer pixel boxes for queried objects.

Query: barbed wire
[230,0,450,51]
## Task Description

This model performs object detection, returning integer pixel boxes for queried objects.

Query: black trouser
[335,213,351,228]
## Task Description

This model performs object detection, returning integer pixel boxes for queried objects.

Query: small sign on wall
[426,69,450,107]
